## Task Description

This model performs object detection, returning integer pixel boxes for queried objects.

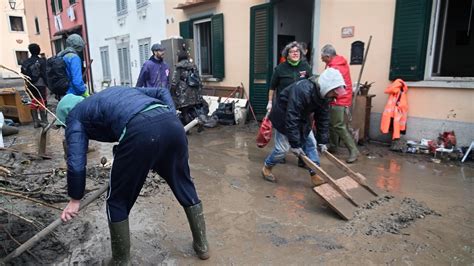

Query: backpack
[186,68,201,88]
[46,53,71,97]
[22,58,41,84]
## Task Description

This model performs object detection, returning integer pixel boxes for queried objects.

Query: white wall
[85,0,167,91]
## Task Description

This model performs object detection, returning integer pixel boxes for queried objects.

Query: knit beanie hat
[318,68,346,98]
[55,94,85,126]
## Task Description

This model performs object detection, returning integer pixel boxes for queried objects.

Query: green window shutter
[211,13,225,79]
[179,20,193,39]
[58,0,63,12]
[51,0,56,13]
[250,3,273,119]
[389,0,432,81]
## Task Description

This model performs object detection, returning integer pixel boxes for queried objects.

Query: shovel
[300,152,381,220]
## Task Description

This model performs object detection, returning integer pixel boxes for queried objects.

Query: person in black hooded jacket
[262,68,348,185]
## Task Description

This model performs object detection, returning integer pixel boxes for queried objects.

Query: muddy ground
[0,121,473,265]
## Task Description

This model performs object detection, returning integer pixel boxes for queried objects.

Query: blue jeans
[264,129,320,171]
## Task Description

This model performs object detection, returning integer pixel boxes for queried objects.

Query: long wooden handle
[323,151,378,196]
[300,155,358,207]
[1,184,109,264]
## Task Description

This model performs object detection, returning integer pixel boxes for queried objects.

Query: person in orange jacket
[380,79,408,139]
[321,44,359,163]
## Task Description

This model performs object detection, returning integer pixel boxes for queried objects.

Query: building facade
[85,0,167,91]
[24,0,53,58]
[0,0,30,79]
[166,0,473,146]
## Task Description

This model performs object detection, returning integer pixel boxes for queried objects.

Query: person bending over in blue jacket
[56,86,209,264]
[57,34,89,97]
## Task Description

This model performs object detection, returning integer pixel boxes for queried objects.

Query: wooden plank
[300,155,359,207]
[324,151,380,196]
[335,176,376,206]
[313,184,357,220]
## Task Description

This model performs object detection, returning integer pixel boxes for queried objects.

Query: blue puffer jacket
[65,86,176,199]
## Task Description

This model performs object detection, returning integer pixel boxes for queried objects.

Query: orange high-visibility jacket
[380,79,408,140]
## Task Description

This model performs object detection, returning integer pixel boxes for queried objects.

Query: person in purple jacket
[136,43,170,88]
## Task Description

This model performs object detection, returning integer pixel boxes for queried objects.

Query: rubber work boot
[346,149,360,164]
[108,219,131,266]
[184,202,210,260]
[261,165,276,183]
[310,173,326,186]
[30,110,41,128]
[39,110,48,127]
[339,129,359,163]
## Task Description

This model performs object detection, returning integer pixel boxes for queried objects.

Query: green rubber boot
[39,110,48,127]
[184,202,210,260]
[340,132,359,163]
[30,109,41,128]
[108,219,131,266]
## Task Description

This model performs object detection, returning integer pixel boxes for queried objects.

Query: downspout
[82,0,94,93]
[46,0,54,56]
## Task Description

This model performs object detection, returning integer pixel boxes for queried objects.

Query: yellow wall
[0,0,29,78]
[24,0,52,58]
[318,0,473,124]
[165,0,264,93]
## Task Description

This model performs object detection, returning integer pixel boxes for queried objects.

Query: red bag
[256,116,272,148]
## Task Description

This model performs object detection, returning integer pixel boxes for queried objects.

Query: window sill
[405,80,474,89]
[117,11,128,17]
[202,77,221,82]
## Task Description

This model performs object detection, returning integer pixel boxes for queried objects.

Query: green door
[249,3,273,119]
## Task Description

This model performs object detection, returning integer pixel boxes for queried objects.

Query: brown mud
[0,122,473,265]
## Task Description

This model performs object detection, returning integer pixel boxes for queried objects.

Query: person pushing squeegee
[1,87,209,265]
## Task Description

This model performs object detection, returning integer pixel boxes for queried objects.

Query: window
[34,17,40,34]
[194,19,213,75]
[9,16,24,32]
[100,46,111,81]
[428,0,474,78]
[180,14,225,79]
[53,39,65,54]
[137,38,151,67]
[117,44,131,85]
[389,0,474,81]
[15,51,28,65]
[51,0,63,14]
[69,0,76,4]
[116,0,128,16]
[136,0,148,9]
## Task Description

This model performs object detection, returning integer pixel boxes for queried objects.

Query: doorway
[274,0,314,67]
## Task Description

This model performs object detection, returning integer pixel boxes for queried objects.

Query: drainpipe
[45,0,54,56]
[82,0,94,93]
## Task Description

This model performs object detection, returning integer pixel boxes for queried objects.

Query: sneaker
[261,165,276,183]
[310,174,326,186]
